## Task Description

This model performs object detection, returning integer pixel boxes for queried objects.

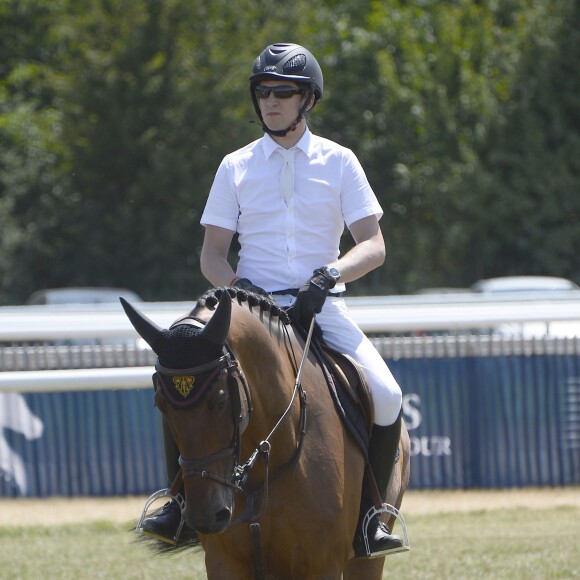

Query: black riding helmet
[249,43,323,137]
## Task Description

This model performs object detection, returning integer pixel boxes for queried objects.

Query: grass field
[1,488,578,579]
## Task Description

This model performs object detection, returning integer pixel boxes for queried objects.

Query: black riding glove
[290,268,337,329]
[233,277,268,296]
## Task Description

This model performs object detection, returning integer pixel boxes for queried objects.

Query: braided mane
[195,287,291,325]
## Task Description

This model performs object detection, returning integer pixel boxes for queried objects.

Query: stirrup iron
[361,502,411,557]
[135,488,186,545]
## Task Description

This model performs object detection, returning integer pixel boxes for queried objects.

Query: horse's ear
[120,297,163,350]
[201,291,231,346]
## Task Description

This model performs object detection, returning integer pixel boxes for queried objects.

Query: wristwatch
[312,266,341,290]
[325,266,341,285]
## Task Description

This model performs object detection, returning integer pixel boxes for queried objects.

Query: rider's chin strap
[260,115,301,138]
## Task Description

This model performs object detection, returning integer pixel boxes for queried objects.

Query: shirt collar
[261,127,313,160]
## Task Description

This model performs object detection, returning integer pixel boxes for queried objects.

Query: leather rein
[155,315,308,525]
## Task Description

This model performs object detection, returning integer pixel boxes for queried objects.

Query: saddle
[311,338,374,459]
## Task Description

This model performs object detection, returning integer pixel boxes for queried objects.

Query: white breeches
[274,295,403,426]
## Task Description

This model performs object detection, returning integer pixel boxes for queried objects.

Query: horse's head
[121,292,250,534]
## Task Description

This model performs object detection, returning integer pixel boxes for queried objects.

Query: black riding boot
[353,410,403,558]
[141,417,193,545]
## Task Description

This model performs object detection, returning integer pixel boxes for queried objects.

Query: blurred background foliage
[0,0,578,303]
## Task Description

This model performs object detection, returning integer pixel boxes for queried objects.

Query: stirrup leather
[135,488,186,545]
[361,502,411,557]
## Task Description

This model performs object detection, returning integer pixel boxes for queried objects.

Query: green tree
[1,0,337,303]
[0,0,70,303]
[1,0,578,304]
[472,0,580,282]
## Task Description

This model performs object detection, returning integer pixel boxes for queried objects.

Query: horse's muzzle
[186,504,232,534]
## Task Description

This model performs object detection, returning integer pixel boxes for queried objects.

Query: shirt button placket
[286,197,296,275]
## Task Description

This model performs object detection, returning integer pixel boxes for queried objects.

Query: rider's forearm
[328,215,386,284]
[200,226,238,287]
[329,236,385,284]
[200,251,236,288]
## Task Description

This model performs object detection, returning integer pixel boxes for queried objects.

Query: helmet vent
[284,54,306,73]
[271,43,292,54]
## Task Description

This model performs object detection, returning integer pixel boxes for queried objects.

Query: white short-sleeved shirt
[200,128,383,292]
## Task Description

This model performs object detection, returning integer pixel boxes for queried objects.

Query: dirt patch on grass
[399,487,580,515]
[0,487,578,527]
[0,496,147,526]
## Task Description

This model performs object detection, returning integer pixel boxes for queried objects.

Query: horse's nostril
[215,508,231,528]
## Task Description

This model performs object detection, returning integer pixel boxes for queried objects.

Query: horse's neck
[229,305,292,378]
[228,305,299,437]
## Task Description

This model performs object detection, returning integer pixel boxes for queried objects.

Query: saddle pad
[314,342,373,457]
[321,347,374,431]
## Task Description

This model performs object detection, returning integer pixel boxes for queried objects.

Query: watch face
[328,267,340,281]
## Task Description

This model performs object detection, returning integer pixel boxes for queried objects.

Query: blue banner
[390,354,580,488]
[0,389,164,497]
[1,353,579,496]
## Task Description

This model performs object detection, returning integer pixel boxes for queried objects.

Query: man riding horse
[141,42,404,558]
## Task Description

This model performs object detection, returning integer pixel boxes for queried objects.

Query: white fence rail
[1,291,580,340]
[2,292,580,394]
[0,367,152,393]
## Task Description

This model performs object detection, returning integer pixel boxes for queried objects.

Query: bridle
[153,315,309,524]
[154,349,250,492]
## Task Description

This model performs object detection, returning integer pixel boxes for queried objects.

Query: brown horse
[122,288,409,579]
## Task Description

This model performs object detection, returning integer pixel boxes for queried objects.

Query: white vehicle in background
[26,287,143,306]
[22,287,147,347]
[471,276,580,338]
[471,276,579,294]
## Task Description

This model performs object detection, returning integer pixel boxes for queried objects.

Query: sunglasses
[254,85,305,100]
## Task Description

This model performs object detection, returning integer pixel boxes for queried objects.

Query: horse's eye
[213,389,229,414]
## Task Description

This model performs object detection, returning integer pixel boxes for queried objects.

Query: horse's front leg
[205,552,255,580]
[203,533,257,580]
[343,556,385,580]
